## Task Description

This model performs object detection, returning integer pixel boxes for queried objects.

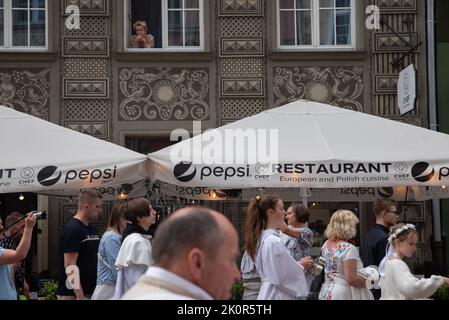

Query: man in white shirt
[122,207,241,300]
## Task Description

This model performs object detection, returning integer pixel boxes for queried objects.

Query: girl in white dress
[319,210,374,300]
[379,223,449,300]
[245,195,313,300]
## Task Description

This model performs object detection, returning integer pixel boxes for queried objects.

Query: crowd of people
[1,191,449,300]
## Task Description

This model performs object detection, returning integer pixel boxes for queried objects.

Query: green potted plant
[232,281,244,300]
[432,285,449,300]
[40,280,58,300]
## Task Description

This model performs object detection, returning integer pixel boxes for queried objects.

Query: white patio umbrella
[147,100,449,189]
[0,105,149,196]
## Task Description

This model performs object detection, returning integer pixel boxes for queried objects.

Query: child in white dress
[379,223,449,300]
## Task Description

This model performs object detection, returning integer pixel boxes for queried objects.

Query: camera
[308,256,326,278]
[32,211,47,220]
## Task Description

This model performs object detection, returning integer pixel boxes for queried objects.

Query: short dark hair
[153,207,224,268]
[123,197,151,225]
[5,211,24,229]
[289,203,310,223]
[78,189,103,209]
[373,199,397,218]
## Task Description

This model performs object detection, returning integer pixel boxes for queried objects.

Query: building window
[0,0,47,49]
[126,0,203,51]
[277,0,354,49]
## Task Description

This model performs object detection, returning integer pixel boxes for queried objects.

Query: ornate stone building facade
[0,0,431,271]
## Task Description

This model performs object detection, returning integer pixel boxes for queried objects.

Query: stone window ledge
[115,52,214,63]
[269,50,368,61]
[0,52,57,62]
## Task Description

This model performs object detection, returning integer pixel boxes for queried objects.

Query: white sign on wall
[397,64,417,115]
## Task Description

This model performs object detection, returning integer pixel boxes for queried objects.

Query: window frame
[277,0,356,51]
[124,0,205,52]
[0,0,48,51]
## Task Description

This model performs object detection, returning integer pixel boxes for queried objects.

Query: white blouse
[113,233,153,299]
[255,229,308,300]
[380,259,444,300]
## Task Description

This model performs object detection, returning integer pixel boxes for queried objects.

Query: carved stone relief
[217,1,266,124]
[370,1,422,118]
[64,0,109,15]
[376,0,417,12]
[63,38,109,57]
[0,69,50,119]
[118,68,210,121]
[273,66,363,111]
[220,0,263,16]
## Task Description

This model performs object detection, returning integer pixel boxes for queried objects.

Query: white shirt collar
[263,228,280,237]
[145,266,213,300]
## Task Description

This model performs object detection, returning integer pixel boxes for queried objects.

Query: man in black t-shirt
[361,199,399,300]
[57,189,102,300]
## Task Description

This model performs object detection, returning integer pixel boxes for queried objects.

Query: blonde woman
[379,224,449,299]
[319,210,373,300]
[130,20,155,48]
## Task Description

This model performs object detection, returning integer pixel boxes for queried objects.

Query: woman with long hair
[91,201,127,300]
[245,195,312,300]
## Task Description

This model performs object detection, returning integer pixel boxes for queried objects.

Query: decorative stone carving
[221,58,264,78]
[64,58,109,79]
[119,68,210,121]
[221,98,264,119]
[0,69,50,119]
[220,0,263,16]
[377,0,417,12]
[64,0,108,15]
[64,17,109,37]
[221,78,264,97]
[374,33,418,52]
[375,75,399,94]
[273,67,364,111]
[64,79,109,99]
[65,100,109,120]
[220,38,263,56]
[63,38,109,57]
[220,17,264,37]
[65,121,108,139]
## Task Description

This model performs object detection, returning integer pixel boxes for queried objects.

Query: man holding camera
[57,190,102,300]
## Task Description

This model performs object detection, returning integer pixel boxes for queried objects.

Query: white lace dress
[380,259,444,300]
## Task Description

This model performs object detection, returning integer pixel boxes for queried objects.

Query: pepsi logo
[411,162,434,183]
[174,162,197,183]
[38,166,62,187]
[378,187,394,199]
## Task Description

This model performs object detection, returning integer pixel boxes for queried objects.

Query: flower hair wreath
[387,224,416,243]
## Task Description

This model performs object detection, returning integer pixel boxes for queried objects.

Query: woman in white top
[319,210,373,300]
[379,223,449,300]
[113,197,157,299]
[240,250,261,300]
[245,194,313,300]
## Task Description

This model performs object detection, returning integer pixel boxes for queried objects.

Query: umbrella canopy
[0,106,149,195]
[148,100,449,189]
